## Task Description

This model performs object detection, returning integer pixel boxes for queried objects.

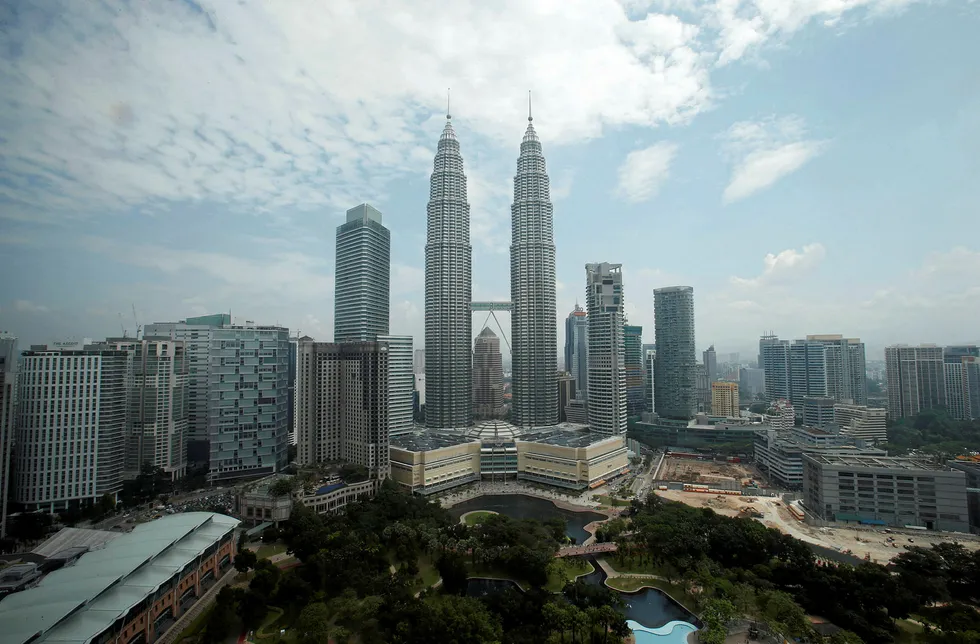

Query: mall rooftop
[806,454,950,471]
[0,512,239,644]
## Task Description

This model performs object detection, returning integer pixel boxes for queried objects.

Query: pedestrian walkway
[557,542,617,558]
[156,567,237,644]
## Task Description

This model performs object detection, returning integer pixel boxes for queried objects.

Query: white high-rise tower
[424,109,472,429]
[510,96,558,427]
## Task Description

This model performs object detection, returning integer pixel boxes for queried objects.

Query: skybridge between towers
[471,301,512,352]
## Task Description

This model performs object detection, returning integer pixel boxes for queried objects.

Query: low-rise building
[633,418,760,450]
[754,427,885,489]
[803,454,970,532]
[833,404,887,444]
[947,459,980,534]
[236,474,378,524]
[802,396,836,427]
[389,422,629,494]
[0,512,238,644]
[765,399,795,432]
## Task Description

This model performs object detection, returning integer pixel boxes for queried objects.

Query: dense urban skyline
[2,2,978,360]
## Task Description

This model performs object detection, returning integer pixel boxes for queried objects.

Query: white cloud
[721,115,828,203]
[616,142,680,202]
[14,300,50,313]
[709,0,922,66]
[731,242,826,287]
[0,0,712,248]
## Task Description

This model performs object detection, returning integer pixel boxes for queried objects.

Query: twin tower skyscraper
[424,101,558,430]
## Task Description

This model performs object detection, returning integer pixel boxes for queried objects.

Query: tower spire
[447,87,451,120]
[528,90,532,122]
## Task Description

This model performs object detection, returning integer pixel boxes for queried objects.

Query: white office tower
[295,338,390,480]
[424,113,472,429]
[380,335,414,438]
[208,324,290,482]
[510,110,558,427]
[107,338,189,479]
[335,203,391,342]
[414,349,425,375]
[585,263,627,435]
[145,313,230,464]
[15,344,130,511]
[0,332,17,537]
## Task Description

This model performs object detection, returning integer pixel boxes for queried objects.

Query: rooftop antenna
[528,90,532,122]
[447,87,451,120]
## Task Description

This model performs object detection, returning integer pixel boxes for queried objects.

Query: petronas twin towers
[424,104,557,430]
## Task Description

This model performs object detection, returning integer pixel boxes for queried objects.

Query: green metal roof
[0,512,239,644]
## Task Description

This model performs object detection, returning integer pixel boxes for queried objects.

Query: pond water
[448,494,605,543]
[464,558,699,633]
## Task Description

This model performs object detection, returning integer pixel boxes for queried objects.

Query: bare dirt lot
[654,489,980,564]
[658,456,758,486]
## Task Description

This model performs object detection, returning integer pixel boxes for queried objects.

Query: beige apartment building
[711,381,739,417]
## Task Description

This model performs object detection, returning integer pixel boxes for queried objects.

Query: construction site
[657,454,760,488]
[654,487,980,564]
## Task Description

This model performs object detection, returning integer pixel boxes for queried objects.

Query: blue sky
[1,0,978,360]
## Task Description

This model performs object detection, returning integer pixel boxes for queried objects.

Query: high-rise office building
[586,263,627,435]
[295,338,389,480]
[334,203,391,342]
[624,325,645,416]
[510,111,557,427]
[739,367,765,398]
[424,113,472,429]
[653,286,697,420]
[760,334,791,401]
[0,333,16,538]
[789,339,829,408]
[413,349,425,375]
[557,373,575,423]
[944,346,980,421]
[105,338,189,479]
[145,313,231,464]
[643,346,656,414]
[703,345,717,383]
[711,381,739,417]
[208,324,290,481]
[288,336,298,446]
[804,335,867,405]
[15,344,130,511]
[884,345,946,420]
[564,304,589,400]
[472,327,505,419]
[381,335,415,438]
[695,364,710,412]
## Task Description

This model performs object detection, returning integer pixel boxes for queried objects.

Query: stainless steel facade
[335,203,390,342]
[424,116,472,429]
[510,115,558,427]
[564,305,588,400]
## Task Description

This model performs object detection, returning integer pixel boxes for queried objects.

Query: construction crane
[131,304,142,340]
[118,313,127,338]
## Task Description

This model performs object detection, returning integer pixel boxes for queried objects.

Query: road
[631,450,663,499]
[89,487,232,531]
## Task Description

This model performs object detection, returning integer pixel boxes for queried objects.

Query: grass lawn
[256,606,284,637]
[417,555,441,589]
[256,542,287,559]
[602,557,663,576]
[462,510,498,526]
[465,563,529,590]
[894,619,925,643]
[545,559,594,592]
[595,495,632,507]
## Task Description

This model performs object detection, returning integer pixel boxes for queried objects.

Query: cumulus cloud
[0,0,712,245]
[731,242,826,287]
[709,0,922,66]
[616,142,680,202]
[721,116,828,203]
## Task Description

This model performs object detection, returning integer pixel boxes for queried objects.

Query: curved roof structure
[0,512,239,644]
